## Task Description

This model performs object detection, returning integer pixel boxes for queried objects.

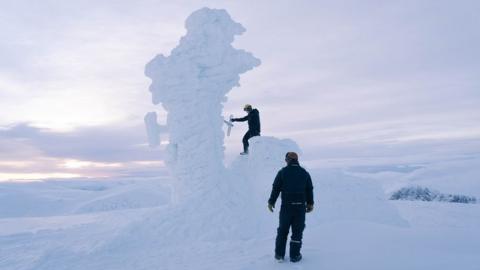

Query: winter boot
[290,254,302,263]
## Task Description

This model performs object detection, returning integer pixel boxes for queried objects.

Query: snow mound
[390,186,477,204]
[244,136,301,173]
[230,136,301,205]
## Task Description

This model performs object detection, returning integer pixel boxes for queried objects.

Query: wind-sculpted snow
[145,7,260,199]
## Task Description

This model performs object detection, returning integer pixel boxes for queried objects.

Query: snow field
[1,163,480,269]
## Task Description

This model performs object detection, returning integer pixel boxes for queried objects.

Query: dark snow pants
[242,130,259,153]
[275,204,306,258]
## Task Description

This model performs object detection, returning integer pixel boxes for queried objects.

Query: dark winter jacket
[233,109,261,134]
[268,162,314,206]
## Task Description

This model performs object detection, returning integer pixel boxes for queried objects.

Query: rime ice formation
[144,112,161,147]
[145,8,260,197]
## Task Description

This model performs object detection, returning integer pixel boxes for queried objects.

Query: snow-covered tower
[145,8,260,197]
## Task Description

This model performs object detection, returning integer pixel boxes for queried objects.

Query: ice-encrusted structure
[145,8,260,198]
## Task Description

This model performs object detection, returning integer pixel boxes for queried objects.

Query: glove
[268,204,274,212]
[230,118,236,122]
[306,204,314,213]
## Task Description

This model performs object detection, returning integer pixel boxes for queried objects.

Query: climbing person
[230,104,261,155]
[267,152,314,263]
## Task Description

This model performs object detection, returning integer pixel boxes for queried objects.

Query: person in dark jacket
[231,104,261,155]
[268,152,314,263]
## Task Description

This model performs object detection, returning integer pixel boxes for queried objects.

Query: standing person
[231,104,261,155]
[268,152,314,263]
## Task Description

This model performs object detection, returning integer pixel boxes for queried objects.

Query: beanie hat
[285,152,299,161]
[243,104,253,111]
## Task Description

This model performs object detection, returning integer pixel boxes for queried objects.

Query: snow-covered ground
[1,159,479,270]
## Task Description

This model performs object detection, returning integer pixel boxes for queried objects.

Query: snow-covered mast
[145,8,260,197]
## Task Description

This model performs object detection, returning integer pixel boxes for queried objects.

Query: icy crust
[145,7,260,199]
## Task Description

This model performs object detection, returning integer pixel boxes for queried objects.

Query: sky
[1,0,479,181]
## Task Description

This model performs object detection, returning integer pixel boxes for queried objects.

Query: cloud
[0,123,167,162]
[0,123,169,180]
